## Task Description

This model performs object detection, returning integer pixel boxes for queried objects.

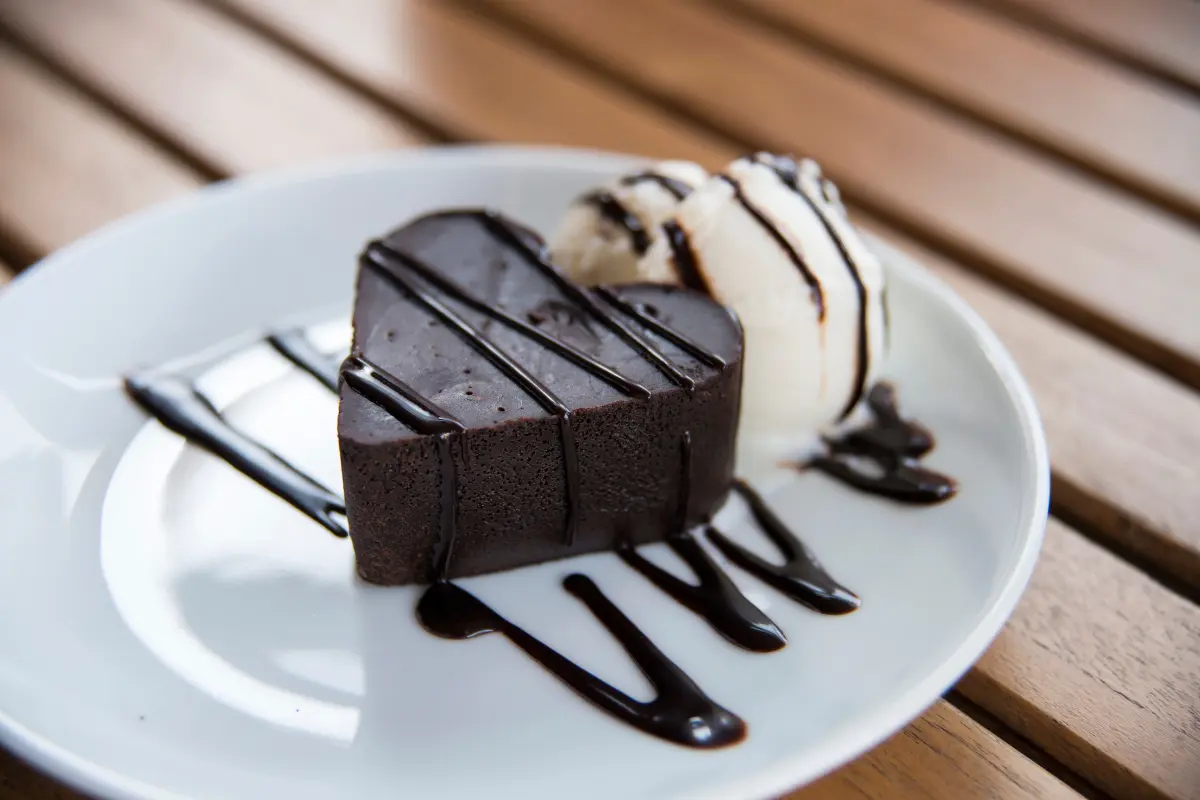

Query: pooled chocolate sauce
[417,575,746,749]
[811,383,957,504]
[708,481,860,615]
[617,433,785,652]
[267,329,340,392]
[619,171,694,200]
[124,373,347,537]
[579,190,652,255]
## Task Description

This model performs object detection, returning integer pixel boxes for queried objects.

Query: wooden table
[1,0,1197,797]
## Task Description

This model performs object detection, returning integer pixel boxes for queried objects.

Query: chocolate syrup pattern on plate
[122,211,956,749]
[811,382,958,504]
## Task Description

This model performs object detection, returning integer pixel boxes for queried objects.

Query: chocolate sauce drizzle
[366,243,649,399]
[579,190,651,255]
[593,285,725,369]
[750,153,870,420]
[360,245,583,548]
[811,383,958,504]
[661,220,711,298]
[267,329,340,392]
[340,355,466,575]
[708,481,860,615]
[417,574,746,749]
[619,171,693,200]
[475,210,696,392]
[717,174,825,321]
[617,433,786,652]
[124,373,348,537]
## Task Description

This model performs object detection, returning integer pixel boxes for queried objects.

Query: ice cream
[558,152,888,457]
[550,160,709,285]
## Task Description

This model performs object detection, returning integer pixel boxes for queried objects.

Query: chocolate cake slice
[338,210,743,585]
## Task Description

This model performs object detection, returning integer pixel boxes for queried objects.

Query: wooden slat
[462,0,1200,390]
[960,518,1200,800]
[974,0,1200,95]
[0,42,199,261]
[860,219,1200,590]
[0,748,81,800]
[723,0,1200,221]
[0,0,425,177]
[208,0,726,166]
[794,703,1081,799]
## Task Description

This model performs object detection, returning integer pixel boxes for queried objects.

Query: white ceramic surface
[0,146,1048,800]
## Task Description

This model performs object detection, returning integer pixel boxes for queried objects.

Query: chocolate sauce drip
[360,246,582,547]
[593,285,725,369]
[717,174,825,321]
[417,575,746,749]
[619,171,693,200]
[707,481,860,615]
[475,210,696,392]
[367,243,649,398]
[341,356,465,575]
[579,190,651,255]
[751,153,870,420]
[267,329,340,392]
[618,433,784,651]
[812,383,957,504]
[124,373,347,537]
[661,220,711,298]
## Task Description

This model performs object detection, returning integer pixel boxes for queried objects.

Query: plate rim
[0,145,1050,800]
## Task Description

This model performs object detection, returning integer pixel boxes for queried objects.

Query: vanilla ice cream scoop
[639,153,888,452]
[550,160,709,285]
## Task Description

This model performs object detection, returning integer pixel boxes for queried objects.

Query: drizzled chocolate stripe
[579,190,651,255]
[619,171,693,200]
[368,242,650,398]
[592,285,725,369]
[475,210,696,392]
[417,574,746,749]
[362,246,582,547]
[707,481,860,615]
[661,220,712,298]
[267,329,340,392]
[124,373,347,537]
[718,174,826,321]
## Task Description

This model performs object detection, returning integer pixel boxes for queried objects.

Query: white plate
[0,146,1048,800]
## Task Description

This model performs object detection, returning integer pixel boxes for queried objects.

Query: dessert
[337,209,744,585]
[556,153,887,455]
[550,160,708,285]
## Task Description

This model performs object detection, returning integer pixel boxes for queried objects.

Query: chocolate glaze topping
[619,171,694,200]
[124,373,347,537]
[579,190,652,255]
[593,285,726,369]
[812,383,957,504]
[661,219,711,297]
[718,173,825,321]
[417,574,746,749]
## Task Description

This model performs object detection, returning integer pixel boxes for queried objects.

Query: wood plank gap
[944,689,1115,800]
[704,0,1200,227]
[456,0,1200,393]
[195,0,460,144]
[963,0,1200,99]
[0,23,224,182]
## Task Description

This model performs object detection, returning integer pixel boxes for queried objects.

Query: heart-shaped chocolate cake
[338,210,744,585]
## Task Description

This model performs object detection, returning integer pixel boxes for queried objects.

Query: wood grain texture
[0,42,199,262]
[208,0,727,166]
[0,0,424,176]
[960,519,1200,800]
[973,0,1200,94]
[467,0,1200,390]
[859,218,1200,590]
[723,0,1200,220]
[793,702,1081,799]
[0,748,82,800]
